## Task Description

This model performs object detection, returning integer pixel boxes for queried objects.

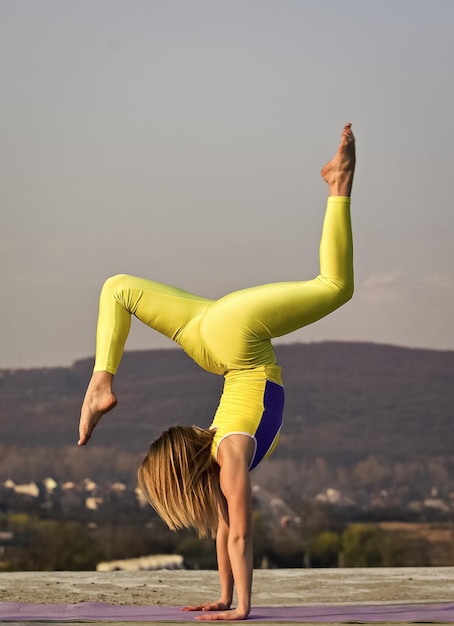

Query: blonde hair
[137,425,224,538]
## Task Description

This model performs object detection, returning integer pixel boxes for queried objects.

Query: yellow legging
[94,196,353,376]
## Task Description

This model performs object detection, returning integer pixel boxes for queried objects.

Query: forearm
[227,534,253,618]
[216,524,234,606]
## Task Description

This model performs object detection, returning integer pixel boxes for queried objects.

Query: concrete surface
[1,567,454,623]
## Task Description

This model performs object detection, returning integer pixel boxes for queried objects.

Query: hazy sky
[2,0,453,369]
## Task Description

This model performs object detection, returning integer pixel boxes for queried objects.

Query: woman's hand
[182,600,231,613]
[195,608,249,621]
[183,603,248,620]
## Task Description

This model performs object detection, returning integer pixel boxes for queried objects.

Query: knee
[340,279,354,305]
[100,274,132,296]
[320,276,354,308]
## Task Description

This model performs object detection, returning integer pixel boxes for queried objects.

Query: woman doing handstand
[78,123,356,621]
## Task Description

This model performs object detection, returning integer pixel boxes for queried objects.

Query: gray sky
[1,0,453,369]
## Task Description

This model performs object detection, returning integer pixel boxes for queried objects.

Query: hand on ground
[182,600,231,613]
[195,608,249,621]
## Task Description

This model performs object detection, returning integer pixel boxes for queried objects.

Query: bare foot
[321,123,356,197]
[78,371,117,445]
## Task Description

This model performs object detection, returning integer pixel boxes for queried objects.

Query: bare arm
[182,508,233,613]
[216,509,234,607]
[195,435,254,621]
[222,455,253,619]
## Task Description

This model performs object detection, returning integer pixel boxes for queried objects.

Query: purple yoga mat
[1,601,454,622]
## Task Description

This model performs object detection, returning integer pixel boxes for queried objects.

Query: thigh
[200,278,342,368]
[106,274,213,341]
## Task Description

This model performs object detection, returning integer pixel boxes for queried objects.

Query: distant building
[97,554,184,572]
[6,482,40,498]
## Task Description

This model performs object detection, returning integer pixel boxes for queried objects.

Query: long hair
[137,425,224,538]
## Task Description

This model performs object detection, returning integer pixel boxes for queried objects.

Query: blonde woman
[78,124,355,621]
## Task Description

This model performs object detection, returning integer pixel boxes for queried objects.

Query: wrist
[235,605,250,619]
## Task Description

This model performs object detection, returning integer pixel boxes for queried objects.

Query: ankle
[328,177,353,197]
[91,370,114,388]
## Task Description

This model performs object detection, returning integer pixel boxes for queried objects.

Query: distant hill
[1,341,453,471]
